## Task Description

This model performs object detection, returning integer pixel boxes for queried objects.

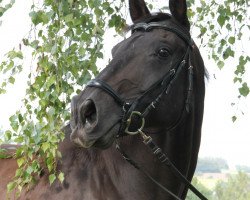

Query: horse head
[70,0,205,150]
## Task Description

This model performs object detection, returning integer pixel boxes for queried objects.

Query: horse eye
[157,48,170,58]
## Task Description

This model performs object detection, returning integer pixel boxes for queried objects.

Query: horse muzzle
[70,98,121,149]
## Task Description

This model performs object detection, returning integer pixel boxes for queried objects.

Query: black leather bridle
[86,21,207,200]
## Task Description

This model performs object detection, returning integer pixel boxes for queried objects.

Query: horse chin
[93,125,119,149]
[71,136,97,148]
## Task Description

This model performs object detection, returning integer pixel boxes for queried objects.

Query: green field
[195,172,231,190]
[198,176,222,190]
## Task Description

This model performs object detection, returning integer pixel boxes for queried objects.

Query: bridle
[87,20,194,136]
[86,20,207,200]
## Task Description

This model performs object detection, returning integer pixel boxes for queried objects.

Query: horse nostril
[80,100,97,126]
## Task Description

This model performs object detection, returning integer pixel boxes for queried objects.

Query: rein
[86,21,207,200]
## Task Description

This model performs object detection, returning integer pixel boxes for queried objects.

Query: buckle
[124,111,145,135]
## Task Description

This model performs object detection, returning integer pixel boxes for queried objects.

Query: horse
[0,0,206,199]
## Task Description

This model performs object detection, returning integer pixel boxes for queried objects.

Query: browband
[132,21,192,46]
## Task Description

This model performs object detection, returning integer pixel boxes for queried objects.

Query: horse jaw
[70,122,120,149]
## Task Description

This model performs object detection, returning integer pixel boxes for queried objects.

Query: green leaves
[223,47,234,60]
[189,0,249,103]
[1,2,126,193]
[108,14,126,32]
[0,48,24,96]
[7,50,23,60]
[7,182,16,193]
[214,172,250,200]
[4,130,12,141]
[0,0,15,18]
[41,142,50,152]
[234,55,250,100]
[49,174,56,185]
[0,148,10,159]
[29,11,50,26]
[8,76,15,84]
[17,157,25,167]
[239,83,249,97]
[232,116,237,123]
[235,56,249,76]
[217,15,226,27]
[217,61,224,70]
[58,172,64,183]
[228,36,235,45]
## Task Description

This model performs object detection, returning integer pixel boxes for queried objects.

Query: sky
[0,1,250,168]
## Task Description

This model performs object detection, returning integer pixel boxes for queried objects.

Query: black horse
[0,0,206,199]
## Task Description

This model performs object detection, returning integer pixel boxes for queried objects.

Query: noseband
[86,21,207,200]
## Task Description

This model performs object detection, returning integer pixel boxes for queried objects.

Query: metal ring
[125,111,145,135]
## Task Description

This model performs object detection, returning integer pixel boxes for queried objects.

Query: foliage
[0,0,249,195]
[0,0,15,22]
[187,172,250,199]
[186,177,213,200]
[188,0,250,121]
[196,157,229,173]
[0,148,10,158]
[0,0,126,195]
[214,172,250,200]
[236,165,250,173]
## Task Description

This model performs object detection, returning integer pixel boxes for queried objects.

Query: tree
[0,0,126,193]
[196,157,229,173]
[236,165,250,173]
[0,0,249,194]
[186,177,213,200]
[214,172,250,200]
[187,0,250,122]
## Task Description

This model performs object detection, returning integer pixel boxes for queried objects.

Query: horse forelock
[125,12,171,32]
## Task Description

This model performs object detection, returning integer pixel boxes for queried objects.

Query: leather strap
[86,79,124,106]
[132,22,192,46]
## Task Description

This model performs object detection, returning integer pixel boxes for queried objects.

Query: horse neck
[58,124,195,199]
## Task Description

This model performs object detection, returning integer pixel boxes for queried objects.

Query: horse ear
[129,0,151,22]
[169,0,190,29]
